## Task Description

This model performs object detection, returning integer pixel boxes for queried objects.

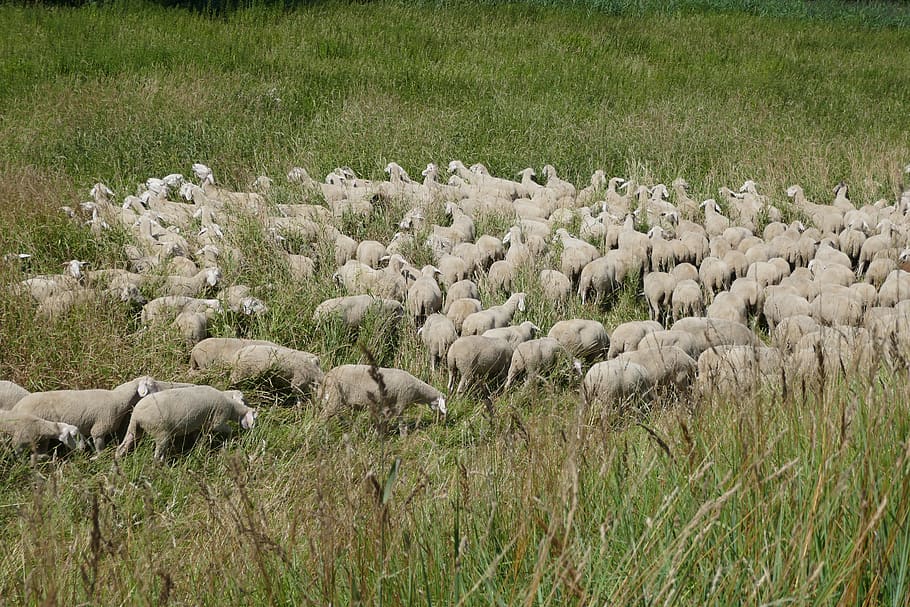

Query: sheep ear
[241,410,257,430]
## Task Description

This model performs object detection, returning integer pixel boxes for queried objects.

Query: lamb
[13,376,188,451]
[319,365,446,419]
[446,335,514,395]
[229,345,323,394]
[504,338,578,388]
[418,314,458,371]
[0,380,29,410]
[607,320,663,359]
[0,410,84,455]
[482,321,539,348]
[460,293,526,336]
[547,319,610,362]
[581,359,654,413]
[446,298,483,334]
[116,386,257,461]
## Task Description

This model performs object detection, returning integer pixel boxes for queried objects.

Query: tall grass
[1,1,910,605]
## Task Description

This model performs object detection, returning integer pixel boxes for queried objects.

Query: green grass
[1,0,910,605]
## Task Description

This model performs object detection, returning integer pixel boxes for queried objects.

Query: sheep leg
[116,431,137,458]
[154,436,173,461]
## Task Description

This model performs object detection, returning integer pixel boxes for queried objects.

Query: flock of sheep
[3,159,910,461]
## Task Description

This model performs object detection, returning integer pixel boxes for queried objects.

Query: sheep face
[241,410,257,430]
[430,396,447,417]
[57,423,85,450]
[137,377,158,398]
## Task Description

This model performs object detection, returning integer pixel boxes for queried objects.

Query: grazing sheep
[670,317,759,356]
[172,310,210,346]
[0,380,30,410]
[446,335,514,394]
[319,365,446,419]
[697,346,783,396]
[578,253,624,304]
[312,295,404,330]
[482,321,539,348]
[547,319,610,362]
[487,260,516,293]
[356,240,387,269]
[706,292,749,325]
[637,330,700,361]
[582,359,654,413]
[142,296,222,324]
[0,410,84,455]
[505,338,578,388]
[607,320,663,359]
[461,293,526,336]
[161,267,221,297]
[190,337,280,370]
[418,314,458,371]
[699,257,732,300]
[13,376,185,451]
[446,298,483,334]
[443,280,480,312]
[643,272,676,323]
[615,346,697,390]
[772,315,820,353]
[406,266,443,324]
[671,279,705,321]
[229,345,323,394]
[116,386,257,461]
[539,269,572,303]
[763,293,811,330]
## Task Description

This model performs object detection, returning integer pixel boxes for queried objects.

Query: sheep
[878,270,910,308]
[607,320,663,359]
[504,338,578,388]
[487,260,516,294]
[547,319,610,363]
[357,240,387,269]
[578,253,625,303]
[443,280,480,312]
[142,296,221,325]
[312,295,404,330]
[637,330,700,361]
[172,310,210,346]
[696,346,783,396]
[671,317,759,356]
[446,335,514,394]
[406,266,443,324]
[418,314,458,371]
[0,380,29,410]
[763,293,811,330]
[643,272,676,323]
[615,346,697,391]
[35,286,145,321]
[461,293,525,336]
[671,262,699,283]
[0,410,84,456]
[116,386,256,461]
[582,359,654,413]
[539,269,572,303]
[671,279,705,321]
[772,315,820,353]
[446,298,483,334]
[482,321,539,348]
[706,292,749,326]
[809,294,862,327]
[319,365,446,420]
[13,376,187,452]
[699,257,732,301]
[864,258,897,289]
[229,345,324,394]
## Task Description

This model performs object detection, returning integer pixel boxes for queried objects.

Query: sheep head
[57,423,85,451]
[786,185,801,198]
[430,396,447,417]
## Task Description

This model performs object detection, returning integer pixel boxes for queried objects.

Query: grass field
[2,0,910,604]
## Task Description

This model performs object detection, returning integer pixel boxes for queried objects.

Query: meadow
[1,0,910,604]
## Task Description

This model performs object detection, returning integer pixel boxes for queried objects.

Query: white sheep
[406,266,443,323]
[0,410,84,456]
[606,320,663,359]
[446,335,513,394]
[643,272,676,323]
[482,321,539,348]
[418,314,458,371]
[142,296,222,324]
[116,386,257,460]
[582,359,654,413]
[319,365,446,419]
[13,376,188,451]
[460,293,526,336]
[446,298,483,334]
[615,346,697,391]
[547,319,610,362]
[312,295,404,330]
[505,338,579,388]
[671,279,705,321]
[443,280,480,312]
[190,337,282,370]
[229,345,324,394]
[0,380,29,410]
[538,269,572,303]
